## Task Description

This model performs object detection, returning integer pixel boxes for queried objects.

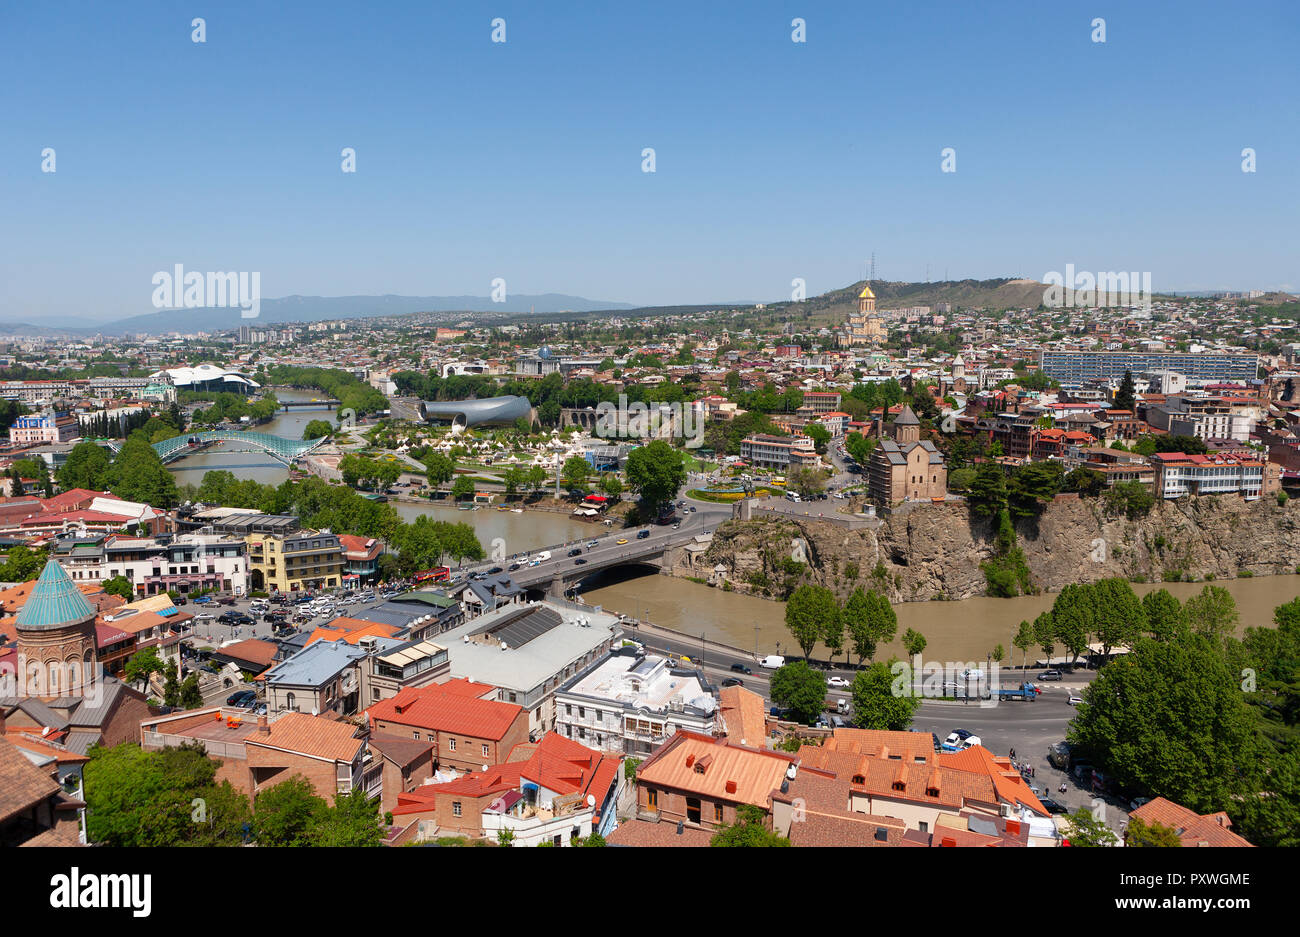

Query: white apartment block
[554,652,717,756]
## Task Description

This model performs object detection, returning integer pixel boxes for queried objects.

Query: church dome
[15,559,97,631]
[858,284,876,300]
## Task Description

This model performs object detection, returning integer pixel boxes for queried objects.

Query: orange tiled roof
[366,684,524,741]
[244,712,365,763]
[637,731,795,807]
[717,685,767,748]
[1128,797,1253,847]
[306,619,398,646]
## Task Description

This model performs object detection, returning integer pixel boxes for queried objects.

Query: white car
[1067,695,1084,706]
[826,675,851,688]
[196,612,215,621]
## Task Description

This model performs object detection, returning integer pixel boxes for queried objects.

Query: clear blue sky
[2,0,1296,323]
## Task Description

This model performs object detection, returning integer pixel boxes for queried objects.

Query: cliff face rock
[681,496,1300,603]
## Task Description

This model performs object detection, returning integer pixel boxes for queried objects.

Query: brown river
[171,395,1298,662]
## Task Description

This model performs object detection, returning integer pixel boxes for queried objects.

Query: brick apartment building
[366,679,530,774]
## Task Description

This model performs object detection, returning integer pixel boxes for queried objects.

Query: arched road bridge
[103,431,328,466]
[456,509,724,597]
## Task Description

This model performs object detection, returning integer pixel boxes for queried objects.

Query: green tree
[902,628,927,658]
[850,661,918,730]
[1063,808,1119,847]
[1181,585,1239,641]
[425,452,455,486]
[709,804,789,847]
[601,474,624,498]
[966,463,1008,518]
[109,432,180,508]
[561,455,592,491]
[1063,466,1105,497]
[1114,370,1137,413]
[450,475,475,501]
[1125,815,1182,847]
[312,788,384,847]
[1051,583,1097,666]
[769,661,827,725]
[303,419,334,440]
[1033,610,1056,664]
[784,584,837,659]
[624,440,687,513]
[180,673,204,709]
[1093,577,1146,657]
[1013,619,1036,672]
[1142,589,1186,642]
[123,648,168,687]
[57,441,113,490]
[804,423,831,454]
[1007,460,1063,518]
[102,575,133,600]
[0,544,49,581]
[254,775,328,846]
[1068,635,1263,813]
[843,588,875,664]
[84,741,251,847]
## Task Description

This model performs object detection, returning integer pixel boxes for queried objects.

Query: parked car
[826,675,851,689]
[1037,670,1063,681]
[196,612,215,622]
[730,663,752,675]
[193,595,212,605]
[226,689,257,707]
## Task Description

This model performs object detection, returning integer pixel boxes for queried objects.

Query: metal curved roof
[15,560,96,631]
[419,395,532,427]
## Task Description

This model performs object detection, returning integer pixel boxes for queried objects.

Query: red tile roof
[1128,797,1253,847]
[366,684,524,741]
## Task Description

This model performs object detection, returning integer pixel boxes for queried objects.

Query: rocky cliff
[674,495,1300,603]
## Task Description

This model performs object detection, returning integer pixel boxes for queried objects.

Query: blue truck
[995,682,1039,701]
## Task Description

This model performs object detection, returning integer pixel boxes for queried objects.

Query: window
[686,797,701,824]
[646,789,658,809]
[452,802,462,817]
[448,738,456,752]
[715,804,724,823]
[578,707,585,719]
[481,744,489,757]
[919,821,929,833]
[565,704,572,716]
[413,731,419,740]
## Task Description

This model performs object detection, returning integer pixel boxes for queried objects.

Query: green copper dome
[15,559,96,631]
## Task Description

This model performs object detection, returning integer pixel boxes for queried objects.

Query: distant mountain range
[0,293,637,337]
[1,282,1293,338]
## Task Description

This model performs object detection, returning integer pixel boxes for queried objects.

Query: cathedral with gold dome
[839,283,887,347]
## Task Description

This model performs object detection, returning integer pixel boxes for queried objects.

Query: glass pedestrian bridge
[103,431,328,466]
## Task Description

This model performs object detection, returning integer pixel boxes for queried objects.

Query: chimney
[257,715,270,735]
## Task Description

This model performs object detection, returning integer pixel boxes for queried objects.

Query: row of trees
[1067,594,1300,846]
[768,658,920,731]
[184,392,279,426]
[263,365,389,417]
[783,583,902,664]
[84,742,383,847]
[340,453,403,489]
[186,471,485,572]
[1011,579,1241,669]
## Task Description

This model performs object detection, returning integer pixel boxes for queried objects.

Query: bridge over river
[103,431,328,466]
[455,507,724,597]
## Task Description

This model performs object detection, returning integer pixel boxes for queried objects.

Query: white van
[759,654,786,669]
[785,491,801,503]
[533,551,552,562]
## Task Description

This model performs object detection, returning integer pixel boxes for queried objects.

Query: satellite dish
[586,794,595,808]
[664,722,677,736]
